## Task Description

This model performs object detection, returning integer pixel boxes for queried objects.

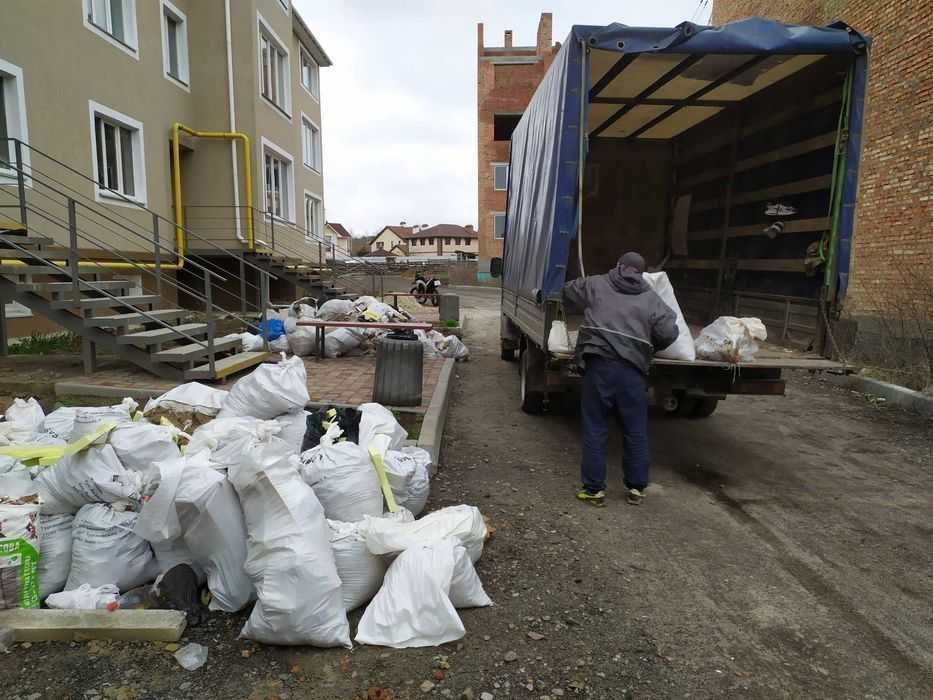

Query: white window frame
[160,0,190,90]
[0,58,30,187]
[300,113,322,172]
[299,46,320,101]
[83,0,139,60]
[278,0,290,15]
[304,191,323,243]
[257,12,291,120]
[492,162,508,191]
[88,100,147,207]
[492,212,506,240]
[261,136,295,223]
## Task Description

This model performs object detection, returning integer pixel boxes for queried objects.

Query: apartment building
[0,0,331,307]
[406,224,478,258]
[476,12,558,278]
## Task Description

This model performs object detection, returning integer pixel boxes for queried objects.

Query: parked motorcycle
[411,273,442,306]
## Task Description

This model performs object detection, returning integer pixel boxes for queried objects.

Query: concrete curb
[55,382,166,401]
[417,357,456,465]
[823,373,933,418]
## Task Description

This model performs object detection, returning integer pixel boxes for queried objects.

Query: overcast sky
[292,0,713,236]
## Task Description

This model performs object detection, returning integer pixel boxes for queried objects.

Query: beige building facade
[406,225,478,258]
[0,0,330,265]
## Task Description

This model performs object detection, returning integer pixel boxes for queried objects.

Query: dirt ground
[3,286,932,699]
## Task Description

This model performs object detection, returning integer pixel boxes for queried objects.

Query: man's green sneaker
[576,489,606,507]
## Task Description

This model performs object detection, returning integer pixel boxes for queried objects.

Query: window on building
[493,113,522,141]
[259,18,290,114]
[0,59,29,178]
[301,116,321,171]
[300,47,320,99]
[445,238,452,245]
[455,237,462,246]
[90,102,146,204]
[376,241,384,250]
[304,192,322,242]
[263,143,294,220]
[160,1,189,86]
[493,163,508,191]
[493,212,506,240]
[86,0,138,53]
[428,238,435,245]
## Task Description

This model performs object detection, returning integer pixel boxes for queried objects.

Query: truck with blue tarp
[499,17,869,416]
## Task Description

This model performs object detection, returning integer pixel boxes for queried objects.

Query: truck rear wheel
[691,398,720,419]
[662,391,697,417]
[520,345,546,414]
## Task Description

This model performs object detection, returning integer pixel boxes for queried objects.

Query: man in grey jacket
[562,252,678,506]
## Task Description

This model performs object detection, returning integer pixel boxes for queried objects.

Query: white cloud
[292,0,713,235]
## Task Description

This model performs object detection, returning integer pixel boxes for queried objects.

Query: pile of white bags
[324,327,367,358]
[66,503,155,592]
[299,425,383,523]
[143,382,229,430]
[217,354,309,419]
[412,329,470,361]
[228,426,351,647]
[35,445,143,515]
[643,271,696,362]
[315,299,356,321]
[108,422,182,473]
[0,398,45,444]
[355,538,491,648]
[184,417,269,471]
[695,316,768,363]
[38,513,74,599]
[328,519,387,611]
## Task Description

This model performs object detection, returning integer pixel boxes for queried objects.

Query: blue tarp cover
[502,17,867,301]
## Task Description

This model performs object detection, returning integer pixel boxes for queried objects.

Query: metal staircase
[0,138,277,381]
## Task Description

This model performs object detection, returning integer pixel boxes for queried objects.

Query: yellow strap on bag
[368,447,398,513]
[0,421,118,467]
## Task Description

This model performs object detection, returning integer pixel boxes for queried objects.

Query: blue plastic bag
[258,318,286,341]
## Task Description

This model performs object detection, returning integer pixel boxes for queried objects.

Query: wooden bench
[296,319,433,359]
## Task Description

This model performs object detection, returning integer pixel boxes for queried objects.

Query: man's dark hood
[607,252,648,295]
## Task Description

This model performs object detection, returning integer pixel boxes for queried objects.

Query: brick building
[713,2,933,355]
[476,13,558,277]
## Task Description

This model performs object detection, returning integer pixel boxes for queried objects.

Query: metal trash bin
[373,330,423,406]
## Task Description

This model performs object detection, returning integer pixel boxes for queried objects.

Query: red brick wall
[712,1,933,322]
[477,13,557,269]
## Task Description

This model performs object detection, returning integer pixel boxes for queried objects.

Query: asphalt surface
[2,284,931,699]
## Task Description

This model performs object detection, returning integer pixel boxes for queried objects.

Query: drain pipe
[224,0,246,244]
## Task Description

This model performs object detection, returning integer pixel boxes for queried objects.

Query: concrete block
[0,609,187,642]
[438,293,460,324]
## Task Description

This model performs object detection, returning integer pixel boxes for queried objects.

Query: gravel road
[2,285,931,699]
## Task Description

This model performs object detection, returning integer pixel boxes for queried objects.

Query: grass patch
[442,319,459,328]
[9,331,82,355]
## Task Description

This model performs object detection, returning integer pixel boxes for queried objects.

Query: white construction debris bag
[355,538,491,648]
[437,335,469,361]
[38,513,74,599]
[547,320,573,354]
[359,504,488,563]
[642,271,696,361]
[448,542,493,609]
[239,332,265,352]
[108,422,182,473]
[286,303,318,357]
[274,410,310,453]
[229,427,351,647]
[316,299,356,321]
[46,583,119,610]
[0,491,40,609]
[324,327,366,358]
[143,382,229,430]
[34,444,144,514]
[383,448,431,516]
[70,398,138,439]
[358,403,408,456]
[217,354,309,419]
[414,329,442,358]
[328,519,388,611]
[299,432,383,523]
[0,397,45,444]
[185,417,270,471]
[66,503,155,592]
[0,467,34,497]
[695,316,768,363]
[139,454,253,612]
[34,407,77,445]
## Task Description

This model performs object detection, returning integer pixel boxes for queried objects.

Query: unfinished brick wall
[712,1,933,327]
[476,13,558,272]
